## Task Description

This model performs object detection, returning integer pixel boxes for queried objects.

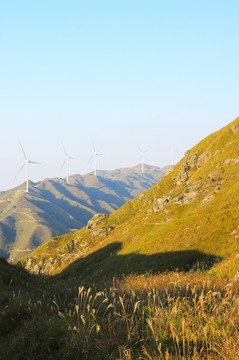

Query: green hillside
[0,165,167,261]
[3,118,239,359]
[22,118,239,279]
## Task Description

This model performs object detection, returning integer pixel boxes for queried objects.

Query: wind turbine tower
[138,145,148,174]
[15,142,41,192]
[90,142,99,176]
[61,144,73,184]
[97,151,103,171]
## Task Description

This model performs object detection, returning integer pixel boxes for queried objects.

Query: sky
[0,0,238,191]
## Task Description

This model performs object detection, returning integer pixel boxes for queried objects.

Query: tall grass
[1,272,239,359]
[54,273,239,359]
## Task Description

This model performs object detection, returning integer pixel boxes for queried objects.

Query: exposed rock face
[87,213,108,230]
[201,195,213,206]
[173,191,198,205]
[198,152,212,167]
[231,124,239,133]
[147,178,216,214]
[176,151,213,185]
[87,213,113,237]
[187,153,198,168]
[25,257,35,271]
[153,197,170,213]
[177,167,189,184]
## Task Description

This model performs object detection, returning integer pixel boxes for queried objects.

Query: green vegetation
[0,165,166,261]
[2,119,239,358]
[22,117,239,278]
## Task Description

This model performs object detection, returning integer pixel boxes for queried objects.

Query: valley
[1,118,239,359]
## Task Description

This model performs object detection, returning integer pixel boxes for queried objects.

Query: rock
[44,257,57,273]
[214,184,221,193]
[87,213,108,230]
[187,153,198,168]
[198,152,212,167]
[91,228,107,237]
[33,263,42,275]
[233,271,239,282]
[174,196,184,204]
[152,197,170,213]
[176,166,189,184]
[208,170,220,180]
[231,124,239,133]
[155,197,170,208]
[173,191,198,205]
[25,257,35,271]
[202,195,213,206]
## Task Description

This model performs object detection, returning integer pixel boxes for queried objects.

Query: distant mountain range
[0,164,171,261]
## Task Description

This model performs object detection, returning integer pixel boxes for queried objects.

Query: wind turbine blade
[29,161,41,165]
[62,143,67,157]
[92,141,96,152]
[88,154,94,163]
[69,157,73,160]
[137,144,142,152]
[14,163,25,179]
[59,159,66,172]
[19,141,27,160]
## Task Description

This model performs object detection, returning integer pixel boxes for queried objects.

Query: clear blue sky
[0,0,238,190]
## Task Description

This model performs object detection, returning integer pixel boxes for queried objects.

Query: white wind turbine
[15,142,41,193]
[138,145,148,174]
[61,144,73,184]
[89,142,100,176]
[97,150,103,171]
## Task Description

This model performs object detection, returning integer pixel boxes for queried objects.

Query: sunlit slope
[21,118,239,279]
[0,165,166,261]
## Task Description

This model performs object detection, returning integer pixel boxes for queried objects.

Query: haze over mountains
[22,118,239,280]
[0,164,170,261]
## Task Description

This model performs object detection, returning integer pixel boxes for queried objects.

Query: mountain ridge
[0,164,170,261]
[21,117,239,279]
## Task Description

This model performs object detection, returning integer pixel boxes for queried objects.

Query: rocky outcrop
[147,178,216,214]
[87,213,108,230]
[175,151,213,185]
[87,213,115,237]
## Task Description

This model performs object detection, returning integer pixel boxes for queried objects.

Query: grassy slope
[21,118,239,280]
[0,165,165,261]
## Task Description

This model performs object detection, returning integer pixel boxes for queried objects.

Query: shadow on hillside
[58,242,222,284]
[33,178,135,228]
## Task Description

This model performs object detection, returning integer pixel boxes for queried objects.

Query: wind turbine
[138,145,148,174]
[15,142,40,193]
[97,151,103,171]
[61,144,73,184]
[89,142,99,176]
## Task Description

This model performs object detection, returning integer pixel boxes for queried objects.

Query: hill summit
[22,117,239,280]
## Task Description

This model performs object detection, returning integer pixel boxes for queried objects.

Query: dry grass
[51,273,239,359]
[1,260,239,359]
